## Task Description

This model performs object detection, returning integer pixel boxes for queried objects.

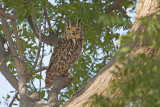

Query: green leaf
[119,47,130,53]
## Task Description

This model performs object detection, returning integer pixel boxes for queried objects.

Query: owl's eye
[76,28,80,30]
[67,28,71,30]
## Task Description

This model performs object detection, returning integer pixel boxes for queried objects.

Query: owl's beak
[72,31,75,35]
[72,39,76,46]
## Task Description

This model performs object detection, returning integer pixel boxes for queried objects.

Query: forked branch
[0,35,18,90]
[26,0,59,46]
[48,73,74,106]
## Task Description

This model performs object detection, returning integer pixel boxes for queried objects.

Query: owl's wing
[45,41,64,89]
[45,39,83,89]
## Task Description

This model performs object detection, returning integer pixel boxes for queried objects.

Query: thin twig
[28,17,43,75]
[43,2,52,31]
[56,0,64,35]
[34,66,48,75]
[28,67,48,76]
[9,92,19,107]
[26,0,39,37]
[31,79,37,91]
[38,43,44,97]
[31,1,39,35]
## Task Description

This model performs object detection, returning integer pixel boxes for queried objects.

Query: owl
[45,19,83,89]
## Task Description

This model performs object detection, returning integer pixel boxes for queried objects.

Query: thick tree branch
[48,73,74,106]
[0,7,18,59]
[11,19,25,61]
[33,101,50,107]
[26,13,59,47]
[0,63,19,90]
[63,57,116,107]
[27,68,72,106]
[0,36,18,90]
[63,38,157,107]
[29,92,40,102]
[106,0,126,14]
[0,9,15,20]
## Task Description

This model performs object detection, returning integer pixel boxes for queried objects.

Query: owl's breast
[49,38,83,72]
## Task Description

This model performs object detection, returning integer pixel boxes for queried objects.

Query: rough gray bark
[0,11,29,107]
[0,36,18,90]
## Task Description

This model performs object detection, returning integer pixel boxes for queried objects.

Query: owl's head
[64,18,82,39]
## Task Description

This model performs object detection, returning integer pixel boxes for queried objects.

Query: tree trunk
[63,0,160,106]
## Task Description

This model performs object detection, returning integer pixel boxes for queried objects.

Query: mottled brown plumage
[45,19,83,89]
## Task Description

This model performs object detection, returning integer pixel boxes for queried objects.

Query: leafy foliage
[0,0,136,106]
[86,14,160,106]
[88,53,160,107]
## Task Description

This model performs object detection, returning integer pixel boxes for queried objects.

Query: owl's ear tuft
[67,18,71,28]
[76,19,81,27]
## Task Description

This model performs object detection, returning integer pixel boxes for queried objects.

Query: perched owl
[45,19,83,89]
